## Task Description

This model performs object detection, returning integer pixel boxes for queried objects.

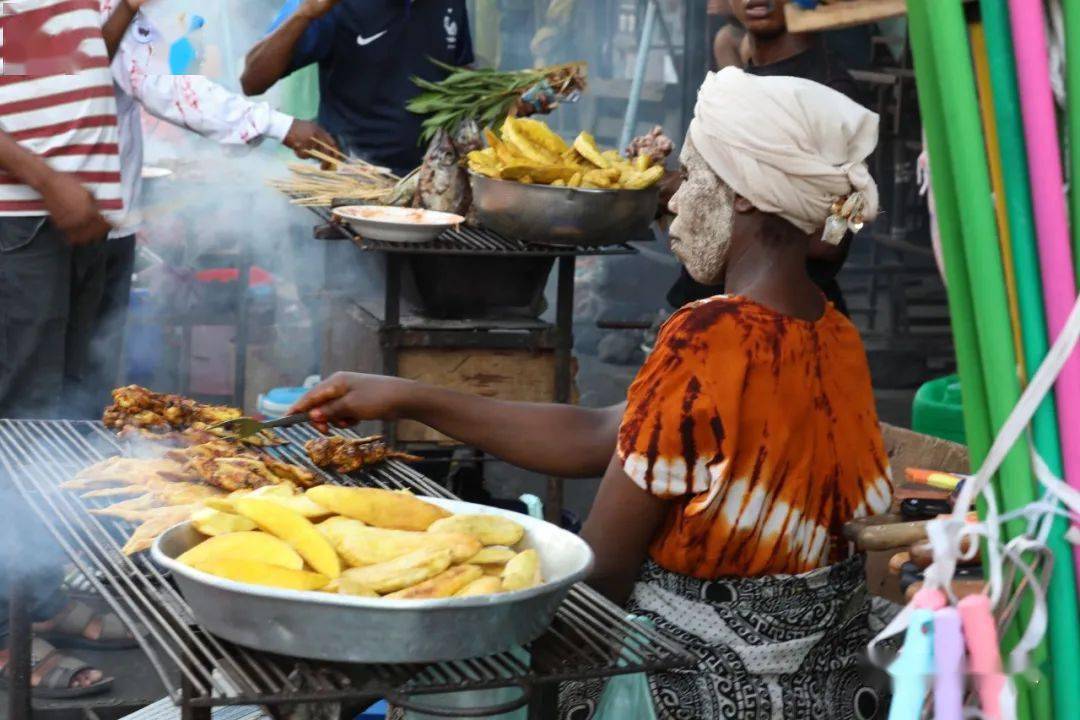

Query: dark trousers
[84,235,136,415]
[0,217,107,419]
[0,217,108,641]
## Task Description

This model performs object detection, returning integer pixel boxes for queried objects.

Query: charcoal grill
[0,420,692,719]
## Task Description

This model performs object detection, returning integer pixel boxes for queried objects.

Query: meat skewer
[305,436,420,475]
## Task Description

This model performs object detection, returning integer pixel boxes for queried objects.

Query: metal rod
[547,256,576,523]
[50,422,279,695]
[181,674,212,720]
[1,421,222,696]
[233,241,251,409]
[0,419,690,710]
[619,0,659,151]
[6,569,32,720]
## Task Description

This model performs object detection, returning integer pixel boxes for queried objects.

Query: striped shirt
[0,0,123,217]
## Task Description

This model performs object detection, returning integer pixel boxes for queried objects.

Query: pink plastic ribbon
[1008,0,1080,584]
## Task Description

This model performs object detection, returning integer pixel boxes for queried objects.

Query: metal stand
[325,224,638,523]
[547,256,577,523]
[172,242,253,408]
[180,675,210,720]
[375,251,573,520]
[6,570,32,720]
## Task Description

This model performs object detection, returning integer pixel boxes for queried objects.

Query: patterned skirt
[559,556,893,720]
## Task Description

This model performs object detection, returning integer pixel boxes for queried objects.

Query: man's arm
[119,60,337,157]
[291,373,625,478]
[0,133,111,245]
[100,0,150,59]
[241,0,339,97]
[0,131,53,190]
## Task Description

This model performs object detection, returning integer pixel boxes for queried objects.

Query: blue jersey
[271,0,474,174]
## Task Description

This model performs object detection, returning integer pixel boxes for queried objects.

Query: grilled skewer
[305,436,420,474]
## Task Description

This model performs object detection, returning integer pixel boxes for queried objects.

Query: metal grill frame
[0,420,693,717]
[303,204,640,258]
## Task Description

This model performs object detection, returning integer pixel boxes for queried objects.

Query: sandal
[0,638,113,699]
[36,599,139,650]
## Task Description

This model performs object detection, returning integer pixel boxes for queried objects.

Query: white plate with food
[332,205,464,244]
[152,490,594,662]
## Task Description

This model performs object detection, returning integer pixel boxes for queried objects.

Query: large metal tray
[470,173,659,247]
[151,497,594,663]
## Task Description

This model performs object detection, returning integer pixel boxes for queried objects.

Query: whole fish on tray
[416,120,483,217]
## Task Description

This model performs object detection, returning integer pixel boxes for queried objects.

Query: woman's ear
[733,194,755,214]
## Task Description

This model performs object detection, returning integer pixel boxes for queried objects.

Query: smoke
[95,0,386,411]
[110,2,690,409]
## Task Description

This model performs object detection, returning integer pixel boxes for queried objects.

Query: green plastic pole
[906,0,992,481]
[905,20,1019,709]
[978,1,1080,716]
[1067,0,1080,274]
[913,0,1045,716]
[911,2,1045,716]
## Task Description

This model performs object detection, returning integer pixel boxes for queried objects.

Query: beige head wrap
[687,67,880,241]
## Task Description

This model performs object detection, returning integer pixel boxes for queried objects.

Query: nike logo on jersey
[357,30,388,46]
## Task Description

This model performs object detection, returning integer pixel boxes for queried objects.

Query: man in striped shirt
[0,0,151,698]
[0,0,149,420]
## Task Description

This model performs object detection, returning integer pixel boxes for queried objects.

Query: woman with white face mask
[292,68,891,719]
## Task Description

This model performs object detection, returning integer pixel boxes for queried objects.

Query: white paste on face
[668,138,735,286]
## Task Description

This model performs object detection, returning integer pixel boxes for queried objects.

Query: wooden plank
[784,0,906,33]
[322,299,578,445]
[396,349,572,444]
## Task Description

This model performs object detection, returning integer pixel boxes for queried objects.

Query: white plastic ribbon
[868,292,1080,711]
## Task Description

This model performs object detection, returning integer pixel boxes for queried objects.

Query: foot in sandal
[0,638,113,698]
[32,598,138,650]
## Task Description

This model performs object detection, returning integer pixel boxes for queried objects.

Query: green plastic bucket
[912,374,967,445]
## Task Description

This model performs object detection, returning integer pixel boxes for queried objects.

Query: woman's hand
[290,372,414,432]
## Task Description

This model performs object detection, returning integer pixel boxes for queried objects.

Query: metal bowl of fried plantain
[152,496,594,663]
[469,172,659,247]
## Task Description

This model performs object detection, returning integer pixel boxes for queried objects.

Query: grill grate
[305,203,639,257]
[0,420,692,712]
[354,224,639,257]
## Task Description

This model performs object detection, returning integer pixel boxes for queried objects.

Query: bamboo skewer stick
[268,154,401,207]
[311,136,347,160]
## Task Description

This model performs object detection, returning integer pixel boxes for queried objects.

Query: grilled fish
[417,128,470,216]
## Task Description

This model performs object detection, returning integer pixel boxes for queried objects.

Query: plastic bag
[592,617,660,720]
[403,497,543,719]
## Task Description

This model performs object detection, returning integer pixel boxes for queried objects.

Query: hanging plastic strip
[870,292,1080,720]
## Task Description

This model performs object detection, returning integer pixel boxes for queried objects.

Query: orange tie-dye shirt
[619,295,891,579]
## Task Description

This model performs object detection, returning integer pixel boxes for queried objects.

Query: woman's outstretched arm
[291,372,625,478]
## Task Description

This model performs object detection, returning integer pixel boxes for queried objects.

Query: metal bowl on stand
[152,496,594,663]
[469,173,660,247]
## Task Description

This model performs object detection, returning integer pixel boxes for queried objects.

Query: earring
[821,192,866,245]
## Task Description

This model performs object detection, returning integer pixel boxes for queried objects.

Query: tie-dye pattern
[619,295,891,578]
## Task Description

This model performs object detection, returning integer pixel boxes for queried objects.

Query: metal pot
[152,497,594,663]
[469,174,659,247]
